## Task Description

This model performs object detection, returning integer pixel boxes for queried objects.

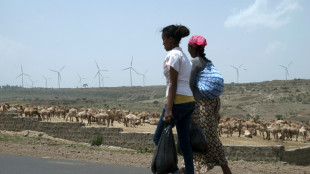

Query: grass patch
[0,133,24,143]
[136,146,153,154]
[90,134,103,146]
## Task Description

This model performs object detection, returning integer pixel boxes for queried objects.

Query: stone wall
[282,146,310,165]
[1,113,309,165]
[224,145,284,162]
[0,113,153,150]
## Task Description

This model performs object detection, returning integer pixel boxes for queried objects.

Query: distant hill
[1,79,309,121]
[220,79,310,121]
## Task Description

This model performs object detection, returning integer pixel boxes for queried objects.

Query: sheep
[77,109,88,124]
[257,123,268,140]
[288,125,300,141]
[218,122,232,137]
[39,107,51,121]
[299,126,308,143]
[65,108,78,122]
[94,111,112,127]
[124,113,140,127]
[266,123,281,141]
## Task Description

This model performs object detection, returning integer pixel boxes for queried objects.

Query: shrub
[136,146,153,153]
[91,134,102,146]
[246,114,251,119]
[254,115,260,120]
[275,114,283,120]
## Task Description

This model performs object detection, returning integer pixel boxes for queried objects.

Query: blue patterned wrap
[195,62,224,99]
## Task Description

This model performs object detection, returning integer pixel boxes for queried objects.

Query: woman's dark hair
[161,25,190,45]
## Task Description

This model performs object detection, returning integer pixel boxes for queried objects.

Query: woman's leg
[173,102,195,174]
[153,107,166,145]
[176,117,194,174]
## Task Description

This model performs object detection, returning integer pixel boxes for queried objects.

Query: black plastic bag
[177,123,208,155]
[151,124,178,174]
[190,123,208,153]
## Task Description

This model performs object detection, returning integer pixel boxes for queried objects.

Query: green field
[1,79,310,121]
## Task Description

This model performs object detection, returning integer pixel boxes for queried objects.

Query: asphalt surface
[0,154,151,174]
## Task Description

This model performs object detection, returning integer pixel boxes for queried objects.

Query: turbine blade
[131,56,133,66]
[132,68,139,74]
[16,74,22,78]
[24,73,31,77]
[279,65,286,68]
[123,67,130,71]
[95,61,99,69]
[94,72,99,78]
[50,69,57,73]
[288,61,293,67]
[231,65,237,70]
[59,66,65,72]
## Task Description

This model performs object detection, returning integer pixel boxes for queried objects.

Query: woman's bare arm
[164,66,178,123]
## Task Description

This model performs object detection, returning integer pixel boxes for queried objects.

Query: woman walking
[188,35,232,174]
[153,24,195,174]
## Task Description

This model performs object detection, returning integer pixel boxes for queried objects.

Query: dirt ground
[1,118,310,174]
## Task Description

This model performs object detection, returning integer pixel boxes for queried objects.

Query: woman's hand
[164,108,174,123]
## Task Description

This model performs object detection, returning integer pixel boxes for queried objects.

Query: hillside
[1,79,309,121]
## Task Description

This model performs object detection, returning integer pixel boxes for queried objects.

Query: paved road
[0,154,151,174]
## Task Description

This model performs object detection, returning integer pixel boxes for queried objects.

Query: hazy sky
[1,0,309,88]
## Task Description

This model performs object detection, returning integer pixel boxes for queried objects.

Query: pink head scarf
[188,35,207,48]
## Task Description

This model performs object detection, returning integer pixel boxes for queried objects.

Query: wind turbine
[139,69,148,87]
[50,65,65,88]
[16,65,30,88]
[28,77,37,88]
[279,62,293,80]
[43,76,52,88]
[77,74,86,87]
[101,76,110,87]
[122,56,140,87]
[94,61,108,88]
[231,64,247,83]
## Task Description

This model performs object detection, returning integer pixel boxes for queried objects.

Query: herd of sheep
[218,116,309,143]
[1,103,309,143]
[0,103,160,128]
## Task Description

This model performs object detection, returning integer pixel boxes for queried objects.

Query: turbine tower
[43,76,52,88]
[78,74,86,87]
[16,65,30,88]
[50,65,65,88]
[139,69,148,87]
[28,77,37,88]
[279,62,292,80]
[94,61,108,88]
[231,64,246,83]
[122,56,139,87]
[101,76,109,87]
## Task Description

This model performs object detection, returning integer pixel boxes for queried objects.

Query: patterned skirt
[193,97,228,173]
